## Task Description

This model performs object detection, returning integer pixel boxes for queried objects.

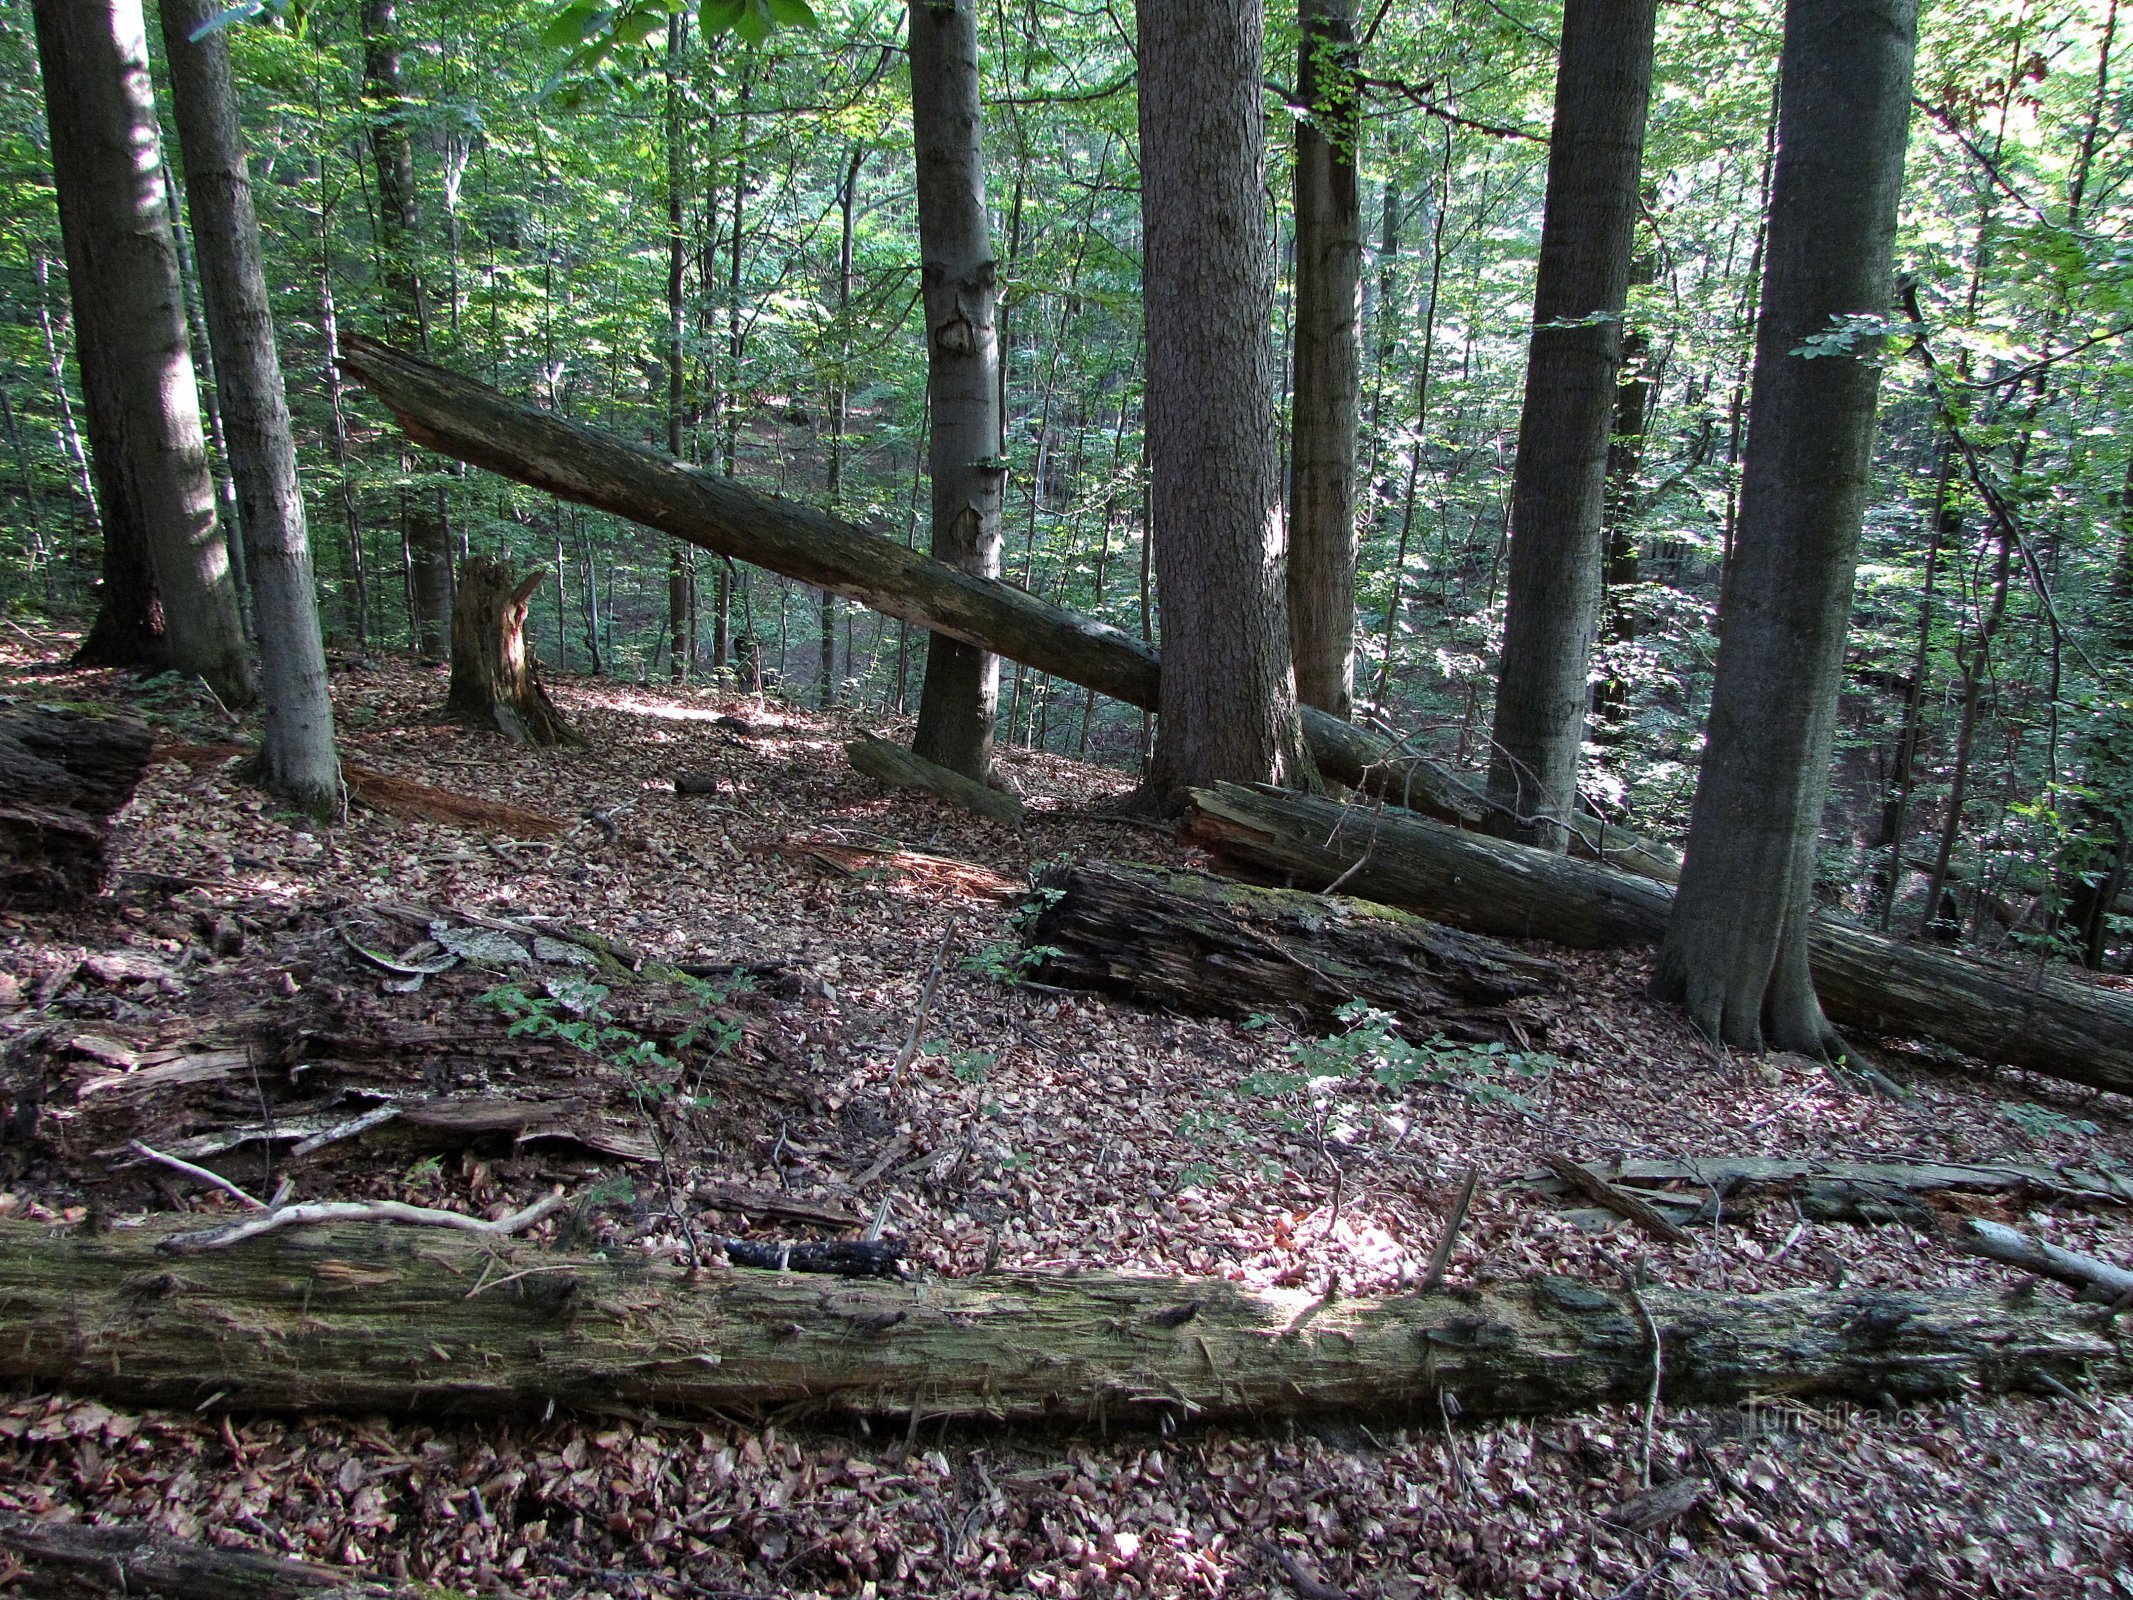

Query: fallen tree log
[847,732,1026,826]
[1017,860,1556,1038]
[1517,1155,2133,1222]
[0,706,153,907]
[0,1512,389,1600]
[1185,784,2133,1098]
[334,339,1673,874]
[0,1218,2123,1424]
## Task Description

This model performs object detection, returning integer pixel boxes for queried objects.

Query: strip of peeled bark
[1,1219,2122,1425]
[1184,783,2133,1097]
[1020,859,1555,1038]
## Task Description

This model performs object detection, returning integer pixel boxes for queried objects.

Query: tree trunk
[1019,859,1556,1038]
[32,0,253,707]
[1483,0,1656,849]
[334,339,1676,864]
[444,556,580,747]
[160,0,340,821]
[1185,782,2133,1098]
[3,1218,2121,1426]
[908,0,1005,779]
[1651,0,1918,1053]
[665,11,691,684]
[1138,0,1311,805]
[0,706,154,908]
[361,0,449,657]
[1286,0,1363,722]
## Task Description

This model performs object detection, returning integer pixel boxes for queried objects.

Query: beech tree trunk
[907,0,1006,780]
[160,0,340,821]
[0,706,153,907]
[1020,860,1556,1037]
[1484,0,1656,849]
[2,1219,2121,1426]
[1184,783,2133,1099]
[361,0,450,656]
[1138,0,1312,804]
[445,556,580,747]
[1286,0,1362,720]
[32,0,253,707]
[1651,0,1918,1053]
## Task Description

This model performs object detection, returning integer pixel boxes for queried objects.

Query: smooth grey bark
[908,0,1004,778]
[1287,0,1363,721]
[1651,0,1919,1053]
[160,0,340,819]
[360,0,450,656]
[1483,0,1656,849]
[1138,0,1311,806]
[31,0,253,707]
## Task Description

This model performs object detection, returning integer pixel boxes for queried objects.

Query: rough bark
[905,2,1006,778]
[1184,782,2133,1098]
[1019,860,1555,1038]
[1651,0,1918,1052]
[334,339,1676,857]
[0,707,153,908]
[0,1513,388,1600]
[846,732,1025,825]
[32,0,253,706]
[1484,0,1656,849]
[360,0,449,655]
[160,0,340,820]
[1,1219,2121,1426]
[1138,0,1311,804]
[1287,0,1362,720]
[444,556,580,747]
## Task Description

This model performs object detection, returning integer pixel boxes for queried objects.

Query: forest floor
[2,630,2131,1600]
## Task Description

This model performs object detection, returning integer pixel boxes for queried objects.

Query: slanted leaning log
[1184,782,2133,1098]
[0,1219,2123,1425]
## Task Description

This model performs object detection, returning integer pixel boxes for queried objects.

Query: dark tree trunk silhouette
[1651,0,1919,1052]
[1484,0,1656,848]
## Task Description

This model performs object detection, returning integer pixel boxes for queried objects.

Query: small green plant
[963,940,1063,984]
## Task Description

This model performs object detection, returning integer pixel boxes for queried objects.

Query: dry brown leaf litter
[2,631,2131,1598]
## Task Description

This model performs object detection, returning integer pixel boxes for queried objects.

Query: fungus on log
[443,555,579,747]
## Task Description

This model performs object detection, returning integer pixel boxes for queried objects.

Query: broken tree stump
[0,1217,2123,1425]
[846,733,1026,826]
[443,555,580,747]
[1017,860,1557,1038]
[1185,783,2133,1099]
[0,705,153,907]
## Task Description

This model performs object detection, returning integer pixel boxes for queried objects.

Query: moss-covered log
[0,706,153,907]
[847,733,1025,825]
[0,1219,2124,1426]
[1019,860,1556,1038]
[1185,783,2133,1097]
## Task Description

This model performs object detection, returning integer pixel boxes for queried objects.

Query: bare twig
[888,920,957,1094]
[161,1190,567,1254]
[1618,1265,1664,1489]
[289,1104,401,1158]
[1420,1165,1480,1291]
[125,1140,267,1210]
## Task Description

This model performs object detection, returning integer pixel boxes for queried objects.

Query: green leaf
[764,0,819,26]
[541,0,605,47]
[700,0,745,32]
[614,5,666,44]
[733,0,773,44]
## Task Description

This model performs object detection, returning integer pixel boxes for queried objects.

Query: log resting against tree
[1017,860,1556,1039]
[1184,783,2133,1099]
[334,338,1673,876]
[0,1218,2124,1427]
[0,705,154,907]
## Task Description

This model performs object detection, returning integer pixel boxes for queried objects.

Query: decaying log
[0,706,153,907]
[444,555,580,747]
[1186,784,2133,1098]
[1019,861,1556,1038]
[1518,1156,2133,1215]
[847,733,1026,826]
[0,1218,2124,1425]
[0,1511,389,1599]
[1542,1154,1692,1245]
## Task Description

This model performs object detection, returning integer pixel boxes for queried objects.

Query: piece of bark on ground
[1956,1218,2133,1304]
[1184,782,2133,1099]
[2,1218,2125,1425]
[846,732,1026,826]
[1542,1154,1692,1245]
[0,1511,390,1600]
[1018,860,1557,1040]
[0,706,154,907]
